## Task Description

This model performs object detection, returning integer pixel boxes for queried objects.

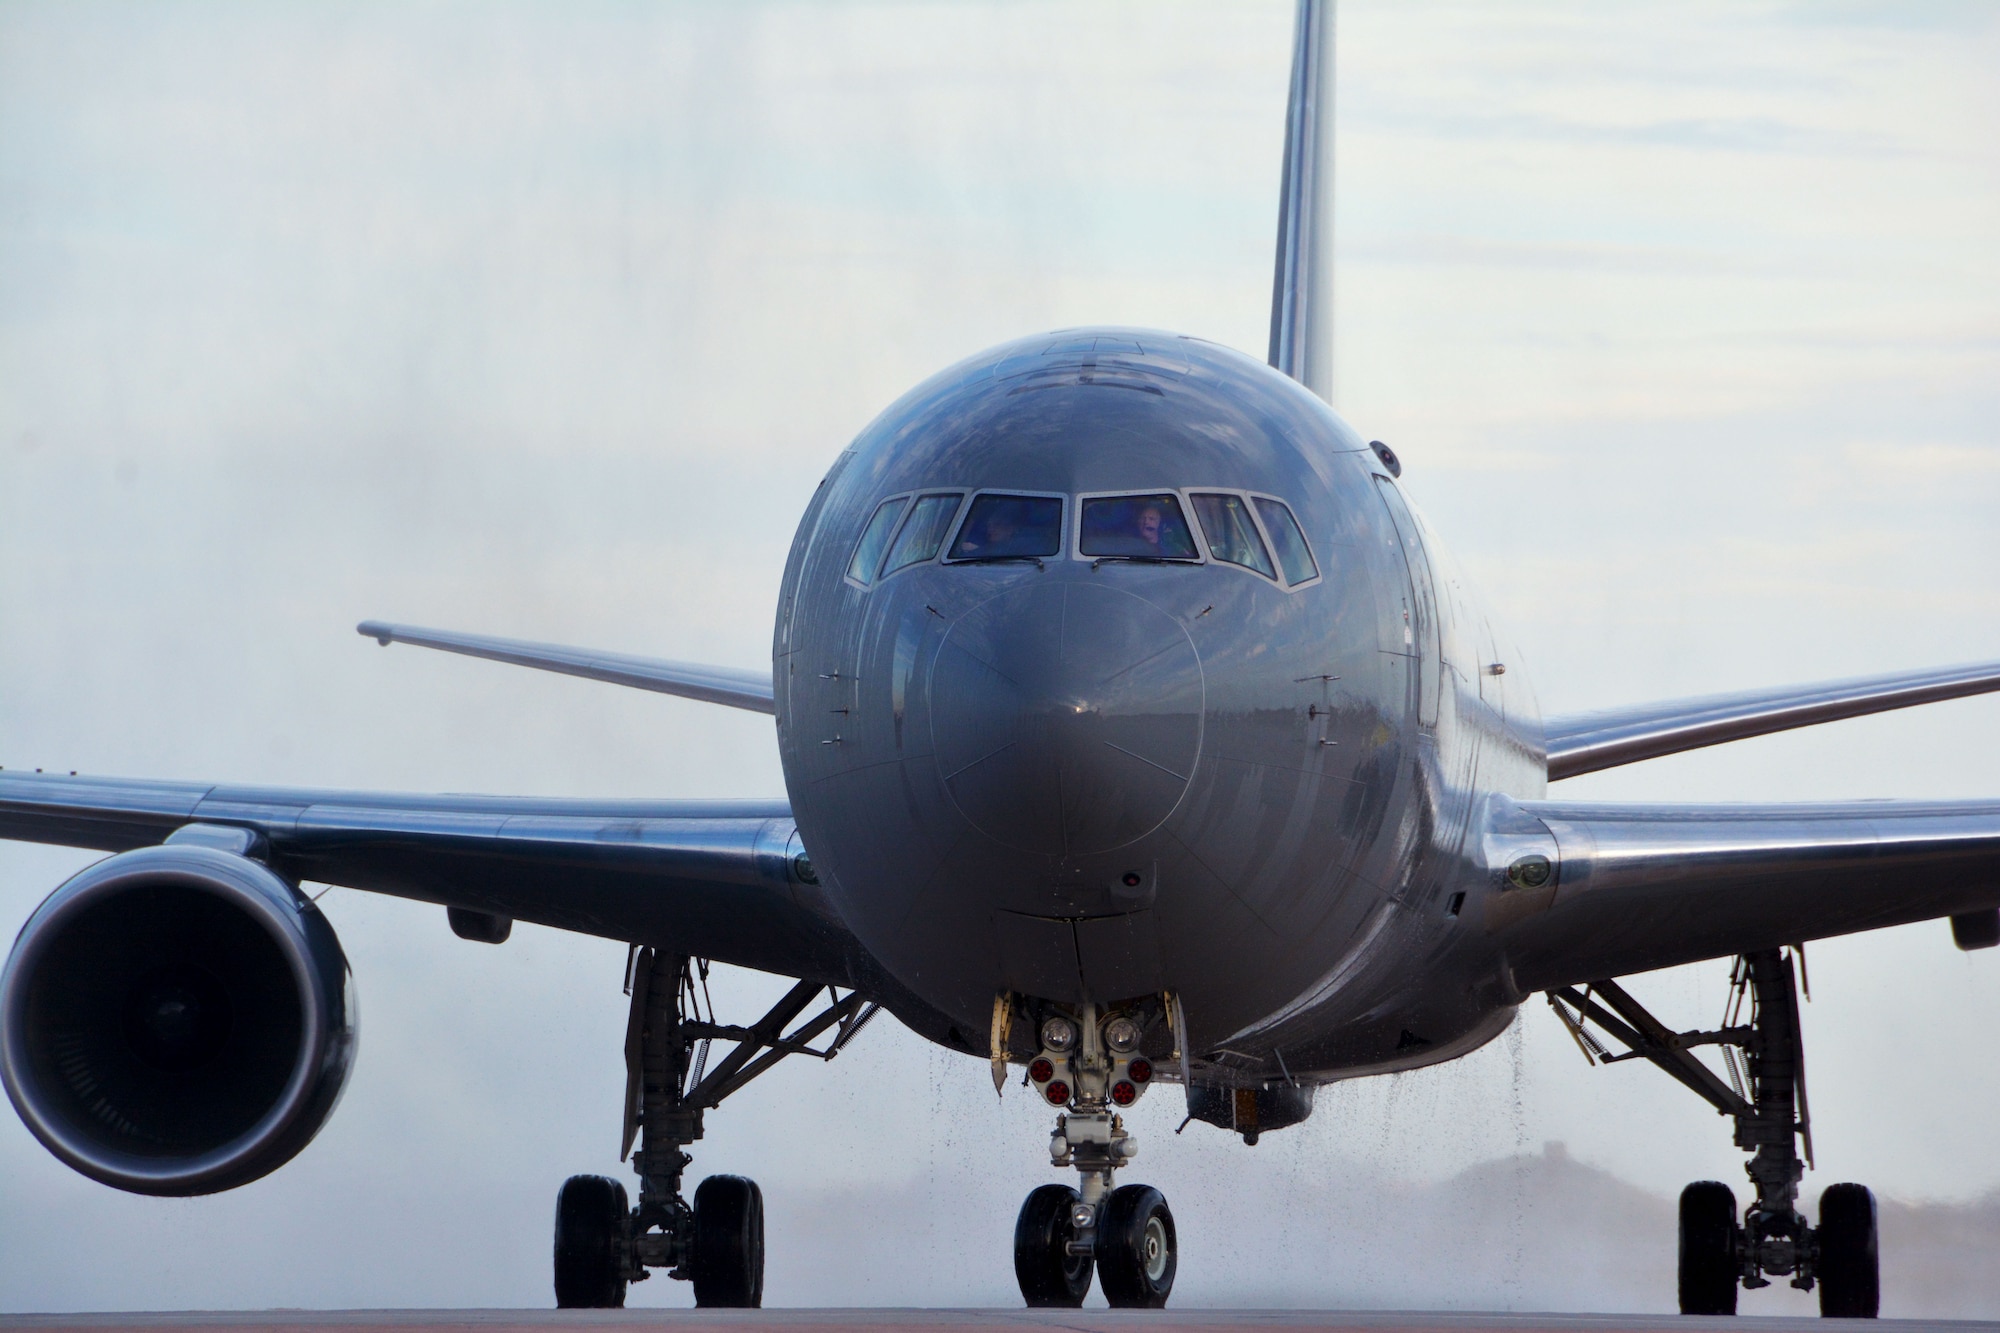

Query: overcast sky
[3,0,1998,1315]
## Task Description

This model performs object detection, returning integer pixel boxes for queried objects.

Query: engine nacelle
[0,841,357,1195]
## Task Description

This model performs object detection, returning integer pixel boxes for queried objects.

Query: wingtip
[356,620,395,647]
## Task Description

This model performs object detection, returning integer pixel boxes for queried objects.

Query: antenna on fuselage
[1267,0,1335,406]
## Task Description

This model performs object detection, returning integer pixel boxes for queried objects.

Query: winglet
[355,620,776,715]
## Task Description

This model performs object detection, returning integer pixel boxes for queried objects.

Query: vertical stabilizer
[1267,0,1335,404]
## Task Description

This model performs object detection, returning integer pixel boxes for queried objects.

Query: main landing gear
[1549,947,1879,1318]
[1007,999,1178,1309]
[553,949,879,1309]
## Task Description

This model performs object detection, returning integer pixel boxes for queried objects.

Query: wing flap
[1490,795,2000,991]
[356,620,776,714]
[1544,659,2000,780]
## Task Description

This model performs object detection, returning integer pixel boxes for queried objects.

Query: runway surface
[1,1314,1992,1333]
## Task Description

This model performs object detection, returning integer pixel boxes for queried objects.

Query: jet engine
[0,841,356,1195]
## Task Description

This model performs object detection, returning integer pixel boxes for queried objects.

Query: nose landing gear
[1008,1000,1177,1309]
[1551,948,1880,1318]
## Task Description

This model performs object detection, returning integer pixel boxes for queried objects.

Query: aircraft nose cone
[929,582,1203,857]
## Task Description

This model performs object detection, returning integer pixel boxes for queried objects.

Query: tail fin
[1267,0,1335,405]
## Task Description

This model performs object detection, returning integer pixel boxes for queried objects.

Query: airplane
[2,0,1996,1317]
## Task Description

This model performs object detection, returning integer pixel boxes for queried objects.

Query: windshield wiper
[1091,555,1202,570]
[951,555,1046,569]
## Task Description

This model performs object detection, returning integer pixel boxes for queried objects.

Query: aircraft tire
[1678,1181,1739,1316]
[1013,1183,1092,1307]
[1817,1183,1880,1319]
[691,1174,765,1308]
[552,1174,628,1309]
[1095,1183,1176,1309]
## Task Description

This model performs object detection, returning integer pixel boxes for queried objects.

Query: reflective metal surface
[1493,795,2000,992]
[0,771,854,986]
[0,844,355,1195]
[1544,659,2000,780]
[1267,0,1335,402]
[356,620,775,714]
[773,327,1545,1080]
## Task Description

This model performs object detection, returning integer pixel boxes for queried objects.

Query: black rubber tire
[1679,1180,1739,1316]
[552,1174,628,1309]
[1096,1183,1177,1309]
[1817,1183,1880,1319]
[1014,1183,1093,1308]
[691,1174,765,1308]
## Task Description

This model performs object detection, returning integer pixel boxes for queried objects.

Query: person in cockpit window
[958,508,1017,556]
[1131,502,1166,555]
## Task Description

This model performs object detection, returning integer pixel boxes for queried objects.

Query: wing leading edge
[1485,794,2000,993]
[1544,659,2000,781]
[0,769,856,985]
[357,621,775,714]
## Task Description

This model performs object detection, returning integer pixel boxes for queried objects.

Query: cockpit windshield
[1079,493,1199,560]
[847,496,908,585]
[883,493,964,574]
[949,494,1063,561]
[1189,492,1276,579]
[1253,496,1318,586]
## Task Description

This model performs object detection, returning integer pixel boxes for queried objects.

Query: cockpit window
[1079,493,1199,561]
[847,496,908,585]
[882,493,964,574]
[1190,492,1276,579]
[1253,496,1318,586]
[949,493,1063,561]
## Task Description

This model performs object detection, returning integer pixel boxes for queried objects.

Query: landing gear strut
[1550,948,1879,1318]
[553,949,878,1309]
[1008,998,1177,1309]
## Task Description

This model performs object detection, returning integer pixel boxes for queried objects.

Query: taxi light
[1110,1080,1137,1106]
[1128,1058,1152,1084]
[1044,1080,1071,1105]
[1028,1057,1055,1084]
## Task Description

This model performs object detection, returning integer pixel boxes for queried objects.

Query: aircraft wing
[1543,659,2000,780]
[356,621,775,714]
[1487,795,2000,992]
[0,768,859,984]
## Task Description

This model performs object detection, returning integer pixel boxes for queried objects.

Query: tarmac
[0,1314,1989,1333]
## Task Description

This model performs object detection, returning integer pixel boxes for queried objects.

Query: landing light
[1103,1015,1141,1052]
[1506,854,1553,890]
[1041,1016,1077,1052]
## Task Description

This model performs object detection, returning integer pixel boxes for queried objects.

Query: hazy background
[3,0,1999,1315]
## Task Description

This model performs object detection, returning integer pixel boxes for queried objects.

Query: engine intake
[0,841,357,1195]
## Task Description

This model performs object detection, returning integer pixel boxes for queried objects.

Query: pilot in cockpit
[1131,502,1166,555]
[1080,494,1198,560]
[956,507,1018,557]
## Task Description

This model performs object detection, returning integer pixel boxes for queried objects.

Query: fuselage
[774,329,1546,1087]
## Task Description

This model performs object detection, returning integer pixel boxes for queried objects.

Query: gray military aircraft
[2,0,1995,1316]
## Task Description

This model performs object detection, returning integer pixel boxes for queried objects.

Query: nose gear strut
[553,948,879,1310]
[1547,947,1880,1318]
[1008,997,1178,1309]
